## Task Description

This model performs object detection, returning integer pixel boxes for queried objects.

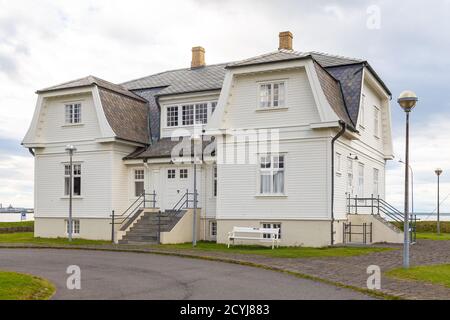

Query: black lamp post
[397,90,418,269]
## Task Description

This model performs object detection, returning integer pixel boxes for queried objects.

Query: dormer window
[259,82,285,109]
[65,103,81,124]
[165,101,217,128]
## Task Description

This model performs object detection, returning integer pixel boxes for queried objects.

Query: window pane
[64,177,70,196]
[211,101,217,114]
[278,83,285,107]
[73,164,81,176]
[73,177,81,196]
[273,171,284,193]
[135,169,144,180]
[180,169,188,179]
[135,181,144,197]
[182,105,194,125]
[168,169,175,179]
[195,103,208,124]
[74,104,81,123]
[260,174,271,193]
[167,106,178,127]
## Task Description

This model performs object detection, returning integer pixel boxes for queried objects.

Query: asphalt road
[0,248,372,300]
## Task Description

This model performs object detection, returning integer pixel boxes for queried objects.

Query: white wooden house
[22,32,404,246]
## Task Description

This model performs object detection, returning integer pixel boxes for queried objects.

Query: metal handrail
[346,194,417,242]
[111,190,157,229]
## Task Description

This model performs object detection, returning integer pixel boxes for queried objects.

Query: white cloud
[1,0,450,209]
[386,112,450,216]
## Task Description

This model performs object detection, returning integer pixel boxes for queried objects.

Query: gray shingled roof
[98,88,149,144]
[124,137,215,159]
[37,75,150,145]
[227,49,363,68]
[313,61,355,129]
[122,63,228,95]
[37,75,147,102]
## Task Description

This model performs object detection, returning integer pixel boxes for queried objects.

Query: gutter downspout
[28,148,35,157]
[331,121,346,246]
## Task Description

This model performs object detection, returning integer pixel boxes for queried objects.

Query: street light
[399,160,414,215]
[191,133,202,247]
[435,168,443,235]
[65,145,77,242]
[398,90,418,269]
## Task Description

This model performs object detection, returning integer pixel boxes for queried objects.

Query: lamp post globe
[398,90,418,112]
[435,168,443,176]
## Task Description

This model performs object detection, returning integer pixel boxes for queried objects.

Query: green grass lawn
[416,232,450,241]
[0,221,34,228]
[386,264,450,288]
[0,233,392,258]
[158,241,394,258]
[0,232,110,245]
[0,271,55,300]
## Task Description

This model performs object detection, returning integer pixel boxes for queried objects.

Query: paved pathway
[0,248,371,300]
[1,239,448,299]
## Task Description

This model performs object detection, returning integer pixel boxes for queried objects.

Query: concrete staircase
[118,211,184,245]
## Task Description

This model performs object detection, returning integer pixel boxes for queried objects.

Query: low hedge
[0,226,34,234]
[393,221,450,233]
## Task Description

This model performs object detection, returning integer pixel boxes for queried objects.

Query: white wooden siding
[216,139,329,220]
[222,69,320,129]
[37,93,101,143]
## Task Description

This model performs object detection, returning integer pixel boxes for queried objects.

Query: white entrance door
[164,167,191,210]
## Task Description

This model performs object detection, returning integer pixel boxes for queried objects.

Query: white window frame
[210,221,217,237]
[64,163,82,197]
[347,158,353,194]
[259,154,285,195]
[65,103,82,124]
[134,169,145,197]
[374,106,380,138]
[166,106,179,127]
[359,94,365,129]
[164,101,217,128]
[180,169,188,179]
[336,152,342,175]
[65,219,80,235]
[261,222,281,239]
[257,81,286,109]
[373,168,379,196]
[167,169,176,179]
[357,162,364,199]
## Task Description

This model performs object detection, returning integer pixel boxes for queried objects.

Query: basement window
[66,219,80,235]
[262,223,281,239]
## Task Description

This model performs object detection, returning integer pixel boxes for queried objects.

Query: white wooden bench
[227,227,280,249]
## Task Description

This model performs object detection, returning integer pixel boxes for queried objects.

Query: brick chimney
[278,31,293,51]
[191,46,205,68]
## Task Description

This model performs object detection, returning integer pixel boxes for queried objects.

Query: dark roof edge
[156,88,222,98]
[225,55,312,69]
[37,82,148,103]
[325,62,392,98]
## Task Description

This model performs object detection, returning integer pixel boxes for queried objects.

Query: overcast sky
[1,0,450,216]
